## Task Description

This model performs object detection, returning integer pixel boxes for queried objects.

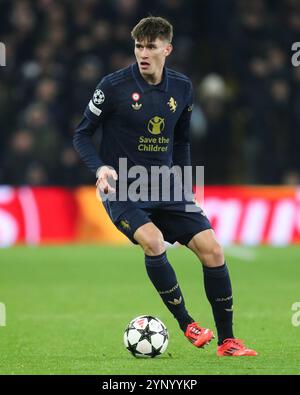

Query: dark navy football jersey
[73,62,193,175]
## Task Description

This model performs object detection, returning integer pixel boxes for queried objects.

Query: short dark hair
[131,16,173,43]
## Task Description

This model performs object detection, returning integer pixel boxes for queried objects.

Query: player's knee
[140,232,165,256]
[211,243,225,265]
[201,243,224,267]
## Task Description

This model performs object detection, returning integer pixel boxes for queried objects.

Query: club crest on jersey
[148,116,165,135]
[131,92,142,110]
[167,97,177,112]
[93,89,105,105]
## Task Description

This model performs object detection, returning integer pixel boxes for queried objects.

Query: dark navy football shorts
[102,199,212,245]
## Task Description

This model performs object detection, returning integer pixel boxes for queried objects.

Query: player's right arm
[73,77,118,193]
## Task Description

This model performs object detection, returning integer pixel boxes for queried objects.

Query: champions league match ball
[123,315,169,358]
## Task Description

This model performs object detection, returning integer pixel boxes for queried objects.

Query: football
[123,315,169,358]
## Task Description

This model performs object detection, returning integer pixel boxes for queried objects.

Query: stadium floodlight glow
[0,42,6,67]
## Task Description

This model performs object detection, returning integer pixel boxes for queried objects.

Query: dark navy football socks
[145,252,193,332]
[203,263,234,345]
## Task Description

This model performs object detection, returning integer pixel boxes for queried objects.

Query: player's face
[134,38,172,78]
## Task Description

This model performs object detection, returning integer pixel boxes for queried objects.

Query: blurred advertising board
[0,186,299,247]
[195,186,300,246]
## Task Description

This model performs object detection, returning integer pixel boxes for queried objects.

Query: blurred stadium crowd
[0,0,300,186]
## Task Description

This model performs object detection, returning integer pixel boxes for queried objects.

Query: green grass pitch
[0,245,300,375]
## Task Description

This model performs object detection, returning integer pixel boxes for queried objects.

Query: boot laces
[223,338,244,348]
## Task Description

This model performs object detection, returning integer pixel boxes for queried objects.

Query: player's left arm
[172,80,193,170]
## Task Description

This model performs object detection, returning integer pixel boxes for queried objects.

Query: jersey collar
[131,63,169,93]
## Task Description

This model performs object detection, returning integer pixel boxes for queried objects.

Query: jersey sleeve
[173,80,193,168]
[73,116,104,174]
[84,76,116,125]
[73,77,116,175]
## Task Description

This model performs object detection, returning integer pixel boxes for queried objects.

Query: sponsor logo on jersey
[148,116,165,135]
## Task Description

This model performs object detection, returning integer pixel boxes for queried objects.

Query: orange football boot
[185,322,214,348]
[217,338,258,356]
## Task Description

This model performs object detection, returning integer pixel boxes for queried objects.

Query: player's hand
[96,166,118,194]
